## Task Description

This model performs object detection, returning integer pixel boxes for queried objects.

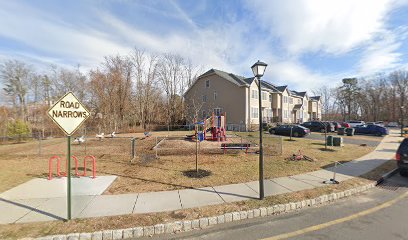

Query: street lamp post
[401,106,404,137]
[251,60,267,200]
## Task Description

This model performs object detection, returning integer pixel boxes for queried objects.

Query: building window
[298,99,302,104]
[251,107,259,118]
[262,92,267,100]
[289,97,293,104]
[214,108,222,116]
[267,109,272,117]
[214,91,217,100]
[283,96,288,103]
[202,95,207,102]
[251,90,258,99]
[269,95,272,102]
[284,110,288,119]
[205,80,210,88]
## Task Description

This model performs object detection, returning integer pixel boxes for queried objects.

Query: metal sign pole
[67,135,72,220]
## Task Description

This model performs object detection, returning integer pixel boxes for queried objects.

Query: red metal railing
[48,155,96,180]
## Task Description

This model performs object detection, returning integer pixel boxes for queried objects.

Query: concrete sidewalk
[0,131,400,224]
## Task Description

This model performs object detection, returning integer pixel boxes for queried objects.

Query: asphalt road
[145,173,408,240]
[304,133,382,147]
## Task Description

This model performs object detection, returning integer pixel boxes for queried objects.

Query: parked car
[353,124,389,136]
[269,125,310,137]
[323,121,335,132]
[348,120,365,127]
[396,138,408,177]
[331,121,342,131]
[375,121,384,127]
[341,122,351,128]
[387,122,399,127]
[301,121,331,133]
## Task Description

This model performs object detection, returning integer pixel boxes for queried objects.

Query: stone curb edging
[32,182,377,240]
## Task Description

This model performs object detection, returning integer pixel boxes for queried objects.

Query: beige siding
[184,74,246,124]
[248,81,274,124]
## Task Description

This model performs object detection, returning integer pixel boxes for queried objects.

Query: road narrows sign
[47,92,90,136]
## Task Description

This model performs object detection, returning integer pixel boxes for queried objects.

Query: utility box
[346,128,355,136]
[333,136,344,147]
[326,135,334,146]
[337,127,345,135]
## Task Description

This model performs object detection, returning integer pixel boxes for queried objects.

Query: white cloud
[264,59,333,91]
[357,33,402,74]
[0,2,130,68]
[246,0,394,55]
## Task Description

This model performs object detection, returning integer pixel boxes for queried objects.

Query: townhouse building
[184,69,322,128]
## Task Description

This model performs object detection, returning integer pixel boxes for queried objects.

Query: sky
[1,0,408,92]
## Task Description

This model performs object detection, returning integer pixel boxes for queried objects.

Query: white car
[387,122,398,127]
[375,121,384,127]
[348,120,365,128]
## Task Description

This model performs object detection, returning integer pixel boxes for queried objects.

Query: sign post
[47,92,90,220]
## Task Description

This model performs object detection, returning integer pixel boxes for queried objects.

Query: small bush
[7,120,31,142]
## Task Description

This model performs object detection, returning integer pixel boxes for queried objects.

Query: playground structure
[48,155,97,180]
[194,112,227,142]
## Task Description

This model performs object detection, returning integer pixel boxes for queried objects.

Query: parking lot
[304,132,383,147]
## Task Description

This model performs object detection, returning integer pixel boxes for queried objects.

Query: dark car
[396,138,408,176]
[269,125,310,137]
[353,124,389,136]
[301,121,331,133]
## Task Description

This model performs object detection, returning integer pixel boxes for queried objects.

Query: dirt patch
[182,169,212,178]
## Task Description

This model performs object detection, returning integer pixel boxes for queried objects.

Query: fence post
[131,138,136,161]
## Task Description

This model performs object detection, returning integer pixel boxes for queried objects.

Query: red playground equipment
[48,155,96,180]
[195,112,227,141]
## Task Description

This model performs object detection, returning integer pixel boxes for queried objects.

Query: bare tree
[1,60,31,120]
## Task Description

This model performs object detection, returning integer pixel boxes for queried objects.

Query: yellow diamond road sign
[47,92,90,136]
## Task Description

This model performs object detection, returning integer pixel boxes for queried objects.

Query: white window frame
[251,107,259,119]
[262,91,267,100]
[269,94,272,102]
[214,91,217,100]
[213,108,222,116]
[202,95,207,102]
[205,80,210,88]
[289,97,293,104]
[267,108,272,118]
[283,96,288,103]
[251,90,258,99]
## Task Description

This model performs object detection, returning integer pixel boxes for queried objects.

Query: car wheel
[376,132,383,137]
[293,132,299,137]
[320,129,325,133]
[400,170,408,177]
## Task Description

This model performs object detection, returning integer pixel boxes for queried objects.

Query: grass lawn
[0,159,396,239]
[0,131,375,194]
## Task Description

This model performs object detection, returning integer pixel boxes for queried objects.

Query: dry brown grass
[0,132,374,194]
[0,160,395,239]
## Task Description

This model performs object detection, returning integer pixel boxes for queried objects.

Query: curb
[32,182,378,240]
[376,167,399,185]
